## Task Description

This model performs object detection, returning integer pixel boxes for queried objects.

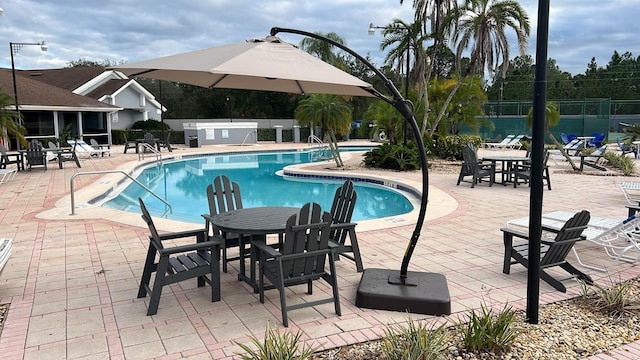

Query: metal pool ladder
[70,170,172,215]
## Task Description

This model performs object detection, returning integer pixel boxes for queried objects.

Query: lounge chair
[67,139,105,158]
[0,237,12,275]
[616,137,636,158]
[502,210,593,292]
[25,140,47,170]
[0,168,17,184]
[588,132,605,148]
[560,133,570,145]
[328,180,363,272]
[89,139,111,157]
[457,144,495,188]
[137,198,223,316]
[254,202,340,327]
[502,134,526,150]
[619,182,640,207]
[482,134,515,149]
[578,145,607,171]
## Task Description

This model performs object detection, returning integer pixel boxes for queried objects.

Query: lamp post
[10,41,47,147]
[368,22,410,145]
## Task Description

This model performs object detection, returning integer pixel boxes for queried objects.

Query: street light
[10,41,48,147]
[368,22,410,144]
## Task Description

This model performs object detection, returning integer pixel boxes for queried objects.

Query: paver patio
[0,141,639,359]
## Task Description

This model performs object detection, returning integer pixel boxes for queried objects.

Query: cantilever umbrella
[112,36,376,97]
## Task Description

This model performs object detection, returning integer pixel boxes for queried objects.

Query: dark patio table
[481,155,530,186]
[204,206,298,291]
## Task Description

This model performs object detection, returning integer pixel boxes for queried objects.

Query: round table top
[209,207,299,235]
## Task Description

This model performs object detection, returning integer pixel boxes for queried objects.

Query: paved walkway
[0,141,639,359]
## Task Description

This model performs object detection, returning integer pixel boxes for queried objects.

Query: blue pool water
[103,149,414,223]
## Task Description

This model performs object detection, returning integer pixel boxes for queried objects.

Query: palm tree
[294,94,353,167]
[299,32,348,70]
[0,88,27,149]
[453,0,531,79]
[525,101,579,171]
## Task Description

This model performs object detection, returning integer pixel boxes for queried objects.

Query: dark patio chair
[456,143,495,188]
[123,134,138,154]
[137,198,223,316]
[202,175,250,273]
[513,149,551,190]
[0,145,23,171]
[329,180,363,272]
[254,202,340,327]
[579,145,607,171]
[501,209,593,292]
[158,132,173,152]
[25,140,47,170]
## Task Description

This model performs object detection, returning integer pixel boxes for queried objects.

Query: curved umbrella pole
[270,27,429,285]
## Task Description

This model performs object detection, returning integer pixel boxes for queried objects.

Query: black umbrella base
[355,268,451,315]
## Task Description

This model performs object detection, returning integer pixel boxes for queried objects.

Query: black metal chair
[456,144,494,188]
[328,180,363,272]
[501,210,593,292]
[137,198,223,316]
[202,175,250,273]
[25,140,47,170]
[254,202,341,327]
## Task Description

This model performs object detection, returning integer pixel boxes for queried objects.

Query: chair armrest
[330,222,357,230]
[156,228,207,241]
[157,236,223,255]
[500,227,529,240]
[253,241,281,258]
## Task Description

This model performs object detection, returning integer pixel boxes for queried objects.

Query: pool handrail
[70,170,172,215]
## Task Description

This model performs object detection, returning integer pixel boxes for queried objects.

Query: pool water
[103,149,414,223]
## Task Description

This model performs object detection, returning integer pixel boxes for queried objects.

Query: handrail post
[70,170,172,215]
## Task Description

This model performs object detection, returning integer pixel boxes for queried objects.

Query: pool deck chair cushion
[137,198,223,316]
[501,210,593,292]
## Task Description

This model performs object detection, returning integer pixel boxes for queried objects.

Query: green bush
[578,277,640,317]
[131,119,171,130]
[235,323,316,360]
[427,134,483,160]
[457,302,519,353]
[603,152,636,175]
[363,142,421,171]
[381,316,449,360]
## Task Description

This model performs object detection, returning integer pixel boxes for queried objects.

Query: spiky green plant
[578,278,640,317]
[381,316,450,360]
[235,323,316,360]
[457,302,519,353]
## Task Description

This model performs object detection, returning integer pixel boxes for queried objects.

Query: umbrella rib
[210,74,228,88]
[126,69,156,77]
[295,80,305,95]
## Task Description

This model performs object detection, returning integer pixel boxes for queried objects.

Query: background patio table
[481,155,530,186]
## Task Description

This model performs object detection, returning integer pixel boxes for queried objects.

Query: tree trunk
[325,132,343,167]
[548,132,580,171]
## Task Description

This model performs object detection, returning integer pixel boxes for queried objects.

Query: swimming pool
[103,148,414,223]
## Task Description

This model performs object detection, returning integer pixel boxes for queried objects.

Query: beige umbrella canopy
[113,36,375,97]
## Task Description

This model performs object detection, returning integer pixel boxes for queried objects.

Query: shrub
[235,323,316,360]
[578,277,640,317]
[131,119,171,130]
[603,152,636,175]
[427,134,483,160]
[381,316,449,360]
[363,142,421,171]
[457,302,519,353]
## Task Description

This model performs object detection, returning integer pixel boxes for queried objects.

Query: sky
[0,0,639,77]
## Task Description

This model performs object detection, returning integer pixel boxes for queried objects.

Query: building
[0,67,163,147]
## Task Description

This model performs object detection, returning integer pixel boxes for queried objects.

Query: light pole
[368,22,410,145]
[10,41,47,147]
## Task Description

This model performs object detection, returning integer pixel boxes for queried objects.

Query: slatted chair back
[328,180,363,271]
[255,202,340,326]
[540,210,590,268]
[25,140,47,170]
[204,175,246,272]
[208,175,243,215]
